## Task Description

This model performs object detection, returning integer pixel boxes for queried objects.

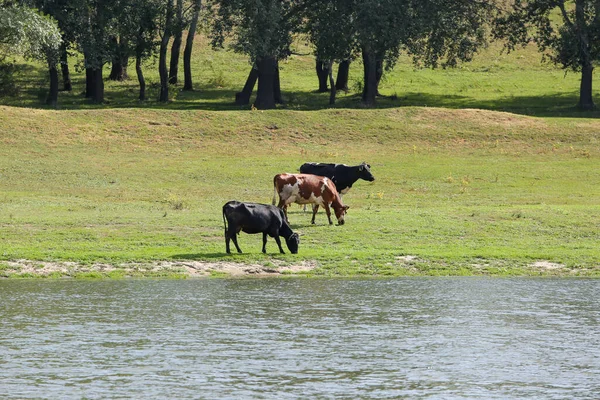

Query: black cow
[299,162,375,195]
[222,200,299,254]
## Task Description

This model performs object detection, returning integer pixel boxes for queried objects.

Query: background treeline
[1,0,600,110]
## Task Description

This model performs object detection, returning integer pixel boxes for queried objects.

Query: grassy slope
[1,36,599,277]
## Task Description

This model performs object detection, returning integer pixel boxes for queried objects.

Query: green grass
[1,36,599,277]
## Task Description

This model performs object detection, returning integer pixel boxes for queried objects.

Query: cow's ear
[344,205,350,211]
[359,165,364,171]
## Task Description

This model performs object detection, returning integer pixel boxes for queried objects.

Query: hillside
[1,35,599,277]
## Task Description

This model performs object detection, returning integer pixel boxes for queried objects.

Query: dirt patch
[410,108,546,129]
[529,261,566,271]
[1,259,318,278]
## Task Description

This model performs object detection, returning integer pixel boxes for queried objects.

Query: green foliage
[0,5,62,64]
[495,0,600,71]
[303,0,354,63]
[209,0,294,62]
[408,0,494,68]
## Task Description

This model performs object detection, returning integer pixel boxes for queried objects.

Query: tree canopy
[1,0,598,111]
[0,5,62,64]
[495,0,600,110]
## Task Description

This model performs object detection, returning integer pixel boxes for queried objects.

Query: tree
[495,0,600,110]
[54,0,124,103]
[168,0,184,84]
[116,0,162,100]
[183,0,202,91]
[210,0,296,109]
[0,5,62,106]
[158,0,174,102]
[32,0,76,91]
[304,0,492,106]
[304,0,355,104]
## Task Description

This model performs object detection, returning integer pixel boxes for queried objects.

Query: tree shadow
[2,61,599,118]
[396,91,599,118]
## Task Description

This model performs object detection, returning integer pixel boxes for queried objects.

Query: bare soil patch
[529,261,566,271]
[1,259,317,278]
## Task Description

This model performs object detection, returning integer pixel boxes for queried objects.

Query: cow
[273,173,349,225]
[222,200,299,254]
[299,162,375,195]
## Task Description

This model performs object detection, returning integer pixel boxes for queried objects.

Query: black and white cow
[222,200,299,254]
[299,162,375,195]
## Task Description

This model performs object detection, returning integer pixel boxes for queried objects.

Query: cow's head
[359,162,375,182]
[286,233,300,254]
[334,205,350,225]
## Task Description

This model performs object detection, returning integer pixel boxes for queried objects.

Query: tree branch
[557,1,573,28]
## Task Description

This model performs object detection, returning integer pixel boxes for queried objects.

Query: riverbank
[0,259,317,278]
[2,258,598,278]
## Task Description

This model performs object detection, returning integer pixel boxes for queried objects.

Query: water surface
[1,278,599,399]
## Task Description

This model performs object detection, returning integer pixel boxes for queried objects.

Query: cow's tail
[222,204,228,236]
[272,176,278,206]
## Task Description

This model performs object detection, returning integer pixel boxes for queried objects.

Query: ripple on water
[0,278,599,399]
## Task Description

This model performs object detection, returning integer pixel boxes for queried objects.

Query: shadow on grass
[2,62,599,118]
[171,252,295,260]
[171,253,228,260]
[397,91,599,118]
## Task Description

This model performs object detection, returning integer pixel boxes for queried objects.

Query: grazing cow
[273,173,349,225]
[223,200,299,254]
[299,162,375,195]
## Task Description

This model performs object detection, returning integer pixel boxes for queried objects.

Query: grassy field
[1,35,599,277]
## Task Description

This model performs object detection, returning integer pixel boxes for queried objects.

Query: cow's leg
[278,201,290,223]
[262,232,268,253]
[273,235,285,254]
[323,203,333,225]
[311,204,319,224]
[225,231,231,254]
[225,227,239,253]
[230,230,242,253]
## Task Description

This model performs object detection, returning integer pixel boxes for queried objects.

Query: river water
[1,278,599,399]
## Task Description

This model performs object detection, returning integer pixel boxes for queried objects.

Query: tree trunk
[375,58,383,96]
[316,59,328,92]
[109,59,129,81]
[236,65,258,105]
[91,67,104,103]
[46,63,59,107]
[159,0,174,102]
[183,0,202,91]
[578,62,594,110]
[169,0,184,85]
[575,0,594,111]
[361,48,377,106]
[60,44,72,91]
[327,61,336,105]
[254,56,277,110]
[108,37,129,81]
[159,38,169,101]
[168,32,182,84]
[136,55,146,101]
[85,67,94,98]
[274,61,283,104]
[335,60,349,91]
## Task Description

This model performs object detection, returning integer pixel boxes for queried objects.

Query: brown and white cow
[273,173,349,225]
